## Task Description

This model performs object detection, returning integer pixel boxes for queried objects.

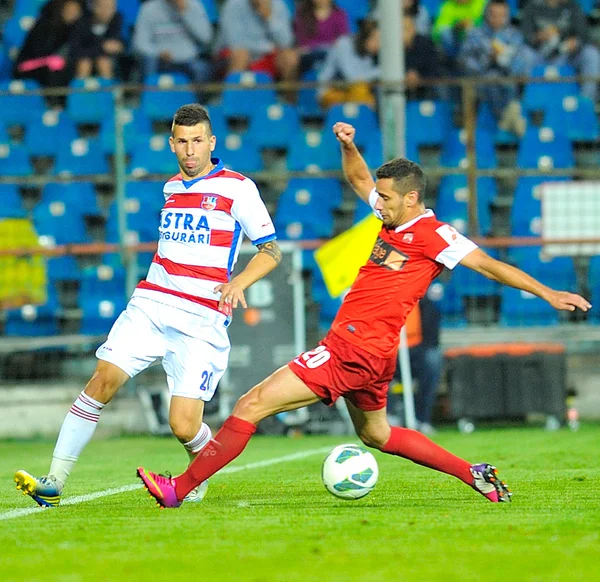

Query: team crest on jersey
[403,233,414,243]
[201,196,217,211]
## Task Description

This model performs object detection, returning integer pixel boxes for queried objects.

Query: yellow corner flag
[314,213,381,298]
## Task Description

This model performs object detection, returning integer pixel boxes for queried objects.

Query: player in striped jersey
[15,104,281,507]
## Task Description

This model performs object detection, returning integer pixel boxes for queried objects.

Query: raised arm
[460,248,591,312]
[333,122,375,203]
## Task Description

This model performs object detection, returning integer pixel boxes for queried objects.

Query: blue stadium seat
[406,100,452,147]
[219,133,263,172]
[451,248,500,297]
[577,0,595,14]
[508,246,577,289]
[476,102,519,145]
[287,130,340,172]
[0,48,11,81]
[0,185,25,217]
[66,78,115,124]
[53,138,109,176]
[128,134,174,176]
[46,256,81,282]
[12,0,46,17]
[0,143,33,176]
[141,73,196,122]
[106,193,162,244]
[248,103,301,150]
[419,0,443,18]
[117,0,140,31]
[435,176,497,235]
[336,0,369,31]
[274,179,339,240]
[80,264,126,301]
[40,182,99,215]
[354,199,373,223]
[429,279,467,328]
[205,105,228,138]
[317,293,343,330]
[33,203,89,245]
[362,131,385,168]
[510,176,569,236]
[200,0,219,22]
[100,107,152,155]
[542,96,599,142]
[441,128,497,169]
[522,65,579,113]
[80,297,126,335]
[0,79,46,126]
[324,103,379,148]
[4,299,60,336]
[298,70,324,119]
[500,286,559,326]
[1,16,35,58]
[25,110,78,157]
[222,72,277,119]
[517,127,574,169]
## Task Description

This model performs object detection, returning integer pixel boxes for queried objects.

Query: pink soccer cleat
[137,467,182,508]
[470,463,512,503]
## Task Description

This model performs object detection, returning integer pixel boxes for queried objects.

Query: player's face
[374,178,418,228]
[169,122,216,180]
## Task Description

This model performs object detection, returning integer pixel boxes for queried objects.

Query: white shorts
[96,296,230,401]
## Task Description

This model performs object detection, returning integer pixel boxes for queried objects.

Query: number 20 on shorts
[200,370,213,391]
[299,345,331,369]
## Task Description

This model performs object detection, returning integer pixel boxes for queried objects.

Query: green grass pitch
[1,425,599,582]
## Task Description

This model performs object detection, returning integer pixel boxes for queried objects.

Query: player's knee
[84,368,123,404]
[357,427,389,451]
[169,418,198,444]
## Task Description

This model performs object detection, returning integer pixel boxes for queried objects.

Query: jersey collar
[181,158,224,188]
[394,209,435,232]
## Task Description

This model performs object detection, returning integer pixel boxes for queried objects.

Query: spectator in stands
[433,0,486,61]
[71,0,125,80]
[403,14,445,100]
[13,0,83,87]
[132,0,213,83]
[520,0,600,101]
[216,0,298,84]
[293,0,350,74]
[317,18,379,108]
[459,0,532,136]
[389,291,444,435]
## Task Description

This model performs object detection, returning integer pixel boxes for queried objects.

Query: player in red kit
[137,122,592,508]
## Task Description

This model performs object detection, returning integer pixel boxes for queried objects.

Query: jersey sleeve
[231,179,277,245]
[368,188,384,221]
[424,223,478,269]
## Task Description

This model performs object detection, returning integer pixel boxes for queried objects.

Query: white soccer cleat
[183,479,209,503]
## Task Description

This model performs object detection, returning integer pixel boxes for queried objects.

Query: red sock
[382,426,473,485]
[175,416,256,500]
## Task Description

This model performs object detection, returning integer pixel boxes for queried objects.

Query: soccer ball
[322,444,379,500]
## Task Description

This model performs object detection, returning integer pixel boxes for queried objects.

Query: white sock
[49,391,105,489]
[184,423,212,463]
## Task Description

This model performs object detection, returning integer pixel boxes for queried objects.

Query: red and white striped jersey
[133,159,276,319]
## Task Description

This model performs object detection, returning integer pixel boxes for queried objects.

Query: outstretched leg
[137,365,321,507]
[344,400,511,502]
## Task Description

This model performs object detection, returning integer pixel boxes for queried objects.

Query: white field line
[0,446,332,522]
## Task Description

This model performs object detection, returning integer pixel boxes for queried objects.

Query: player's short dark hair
[376,158,426,202]
[172,104,213,135]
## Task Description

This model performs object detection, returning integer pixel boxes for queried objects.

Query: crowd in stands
[2,0,600,135]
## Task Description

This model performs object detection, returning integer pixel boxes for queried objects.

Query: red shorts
[287,331,397,412]
[218,49,277,77]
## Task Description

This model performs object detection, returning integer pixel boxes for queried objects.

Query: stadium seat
[0,185,25,218]
[577,0,595,14]
[517,127,574,169]
[46,256,81,282]
[24,110,78,157]
[105,191,162,244]
[248,103,301,150]
[80,264,126,301]
[66,78,115,124]
[476,102,519,145]
[100,107,152,155]
[199,0,219,22]
[205,105,228,138]
[362,131,385,168]
[33,203,89,245]
[53,138,109,176]
[219,133,263,172]
[0,79,46,126]
[440,128,497,169]
[435,176,497,235]
[510,176,570,236]
[406,100,452,147]
[419,0,443,18]
[0,48,11,81]
[336,0,369,31]
[4,300,60,336]
[428,279,467,328]
[297,70,324,119]
[40,182,99,216]
[0,143,33,176]
[80,297,126,335]
[353,199,373,224]
[451,247,500,297]
[541,96,599,142]
[287,130,339,172]
[508,246,577,289]
[117,0,140,31]
[12,0,47,17]
[500,286,559,326]
[324,103,379,148]
[1,16,35,59]
[128,134,174,176]
[522,65,579,113]
[140,73,196,122]
[222,72,277,119]
[280,178,343,212]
